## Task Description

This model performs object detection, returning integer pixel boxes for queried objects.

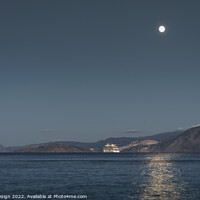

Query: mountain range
[1,126,200,153]
[2,129,183,152]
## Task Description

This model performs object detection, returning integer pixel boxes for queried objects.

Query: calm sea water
[0,153,200,200]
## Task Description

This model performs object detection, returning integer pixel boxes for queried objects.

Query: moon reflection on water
[131,154,186,200]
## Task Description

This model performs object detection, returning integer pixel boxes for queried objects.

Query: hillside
[162,126,200,153]
[120,140,160,153]
[116,127,200,153]
[15,143,91,153]
[141,126,200,153]
[141,130,182,142]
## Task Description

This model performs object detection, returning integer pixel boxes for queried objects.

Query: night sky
[1,0,200,146]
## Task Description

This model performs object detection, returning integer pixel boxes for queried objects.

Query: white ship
[103,143,120,153]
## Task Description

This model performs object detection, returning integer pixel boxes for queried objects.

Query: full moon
[159,25,165,33]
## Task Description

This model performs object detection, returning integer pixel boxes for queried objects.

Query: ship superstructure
[103,143,120,153]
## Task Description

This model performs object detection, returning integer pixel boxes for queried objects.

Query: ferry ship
[103,143,120,153]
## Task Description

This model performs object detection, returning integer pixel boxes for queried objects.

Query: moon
[159,25,165,33]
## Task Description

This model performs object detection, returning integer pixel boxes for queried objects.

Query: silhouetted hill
[15,143,91,153]
[140,126,200,153]
[141,130,183,142]
[113,128,200,153]
[161,126,200,153]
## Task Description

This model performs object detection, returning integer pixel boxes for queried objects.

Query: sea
[0,153,200,200]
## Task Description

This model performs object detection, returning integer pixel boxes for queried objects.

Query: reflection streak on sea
[131,154,186,200]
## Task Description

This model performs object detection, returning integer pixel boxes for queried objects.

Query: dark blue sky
[1,0,200,146]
